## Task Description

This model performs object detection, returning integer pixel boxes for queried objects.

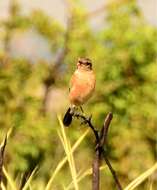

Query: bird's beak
[77,58,81,68]
[77,62,80,68]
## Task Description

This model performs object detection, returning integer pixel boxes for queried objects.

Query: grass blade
[1,182,6,190]
[22,167,38,190]
[3,167,17,190]
[66,165,107,190]
[46,128,89,190]
[58,115,79,190]
[124,162,157,190]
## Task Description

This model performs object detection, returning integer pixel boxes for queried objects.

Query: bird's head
[77,58,92,71]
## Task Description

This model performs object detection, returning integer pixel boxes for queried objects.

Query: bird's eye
[79,61,83,64]
[87,62,91,66]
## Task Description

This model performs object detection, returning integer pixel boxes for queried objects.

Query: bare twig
[73,112,100,190]
[73,112,123,190]
[98,112,113,148]
[92,149,101,190]
[102,150,123,190]
[73,113,99,142]
[99,113,123,190]
[0,135,7,190]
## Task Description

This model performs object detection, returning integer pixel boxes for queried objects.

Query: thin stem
[92,149,101,190]
[99,112,113,147]
[73,113,100,190]
[73,113,99,142]
[102,150,123,190]
[73,112,123,190]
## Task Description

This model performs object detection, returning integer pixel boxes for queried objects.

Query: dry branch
[73,112,123,190]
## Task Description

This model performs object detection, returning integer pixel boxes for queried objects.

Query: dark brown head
[77,57,92,70]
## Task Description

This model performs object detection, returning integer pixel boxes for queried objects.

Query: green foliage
[90,1,157,186]
[30,10,64,51]
[1,122,156,190]
[0,0,156,189]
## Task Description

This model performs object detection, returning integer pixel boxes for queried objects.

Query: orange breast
[69,70,95,106]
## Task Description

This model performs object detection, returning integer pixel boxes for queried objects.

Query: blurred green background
[0,0,156,189]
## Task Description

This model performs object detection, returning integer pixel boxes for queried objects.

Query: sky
[0,0,156,61]
[0,0,156,27]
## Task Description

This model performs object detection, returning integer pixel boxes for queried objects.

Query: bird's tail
[63,107,73,127]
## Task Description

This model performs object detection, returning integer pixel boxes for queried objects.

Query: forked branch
[73,112,123,190]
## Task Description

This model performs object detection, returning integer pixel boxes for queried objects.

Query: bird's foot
[80,114,92,125]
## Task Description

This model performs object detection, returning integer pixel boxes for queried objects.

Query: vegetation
[0,0,156,189]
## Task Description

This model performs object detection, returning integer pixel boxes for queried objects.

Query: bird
[63,57,96,126]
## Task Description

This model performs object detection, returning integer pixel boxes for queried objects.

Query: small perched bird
[63,57,96,126]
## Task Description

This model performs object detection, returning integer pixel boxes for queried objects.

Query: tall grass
[57,115,79,190]
[0,120,156,190]
[124,162,157,190]
[45,127,89,190]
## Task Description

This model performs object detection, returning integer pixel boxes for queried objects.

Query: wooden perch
[73,112,123,190]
